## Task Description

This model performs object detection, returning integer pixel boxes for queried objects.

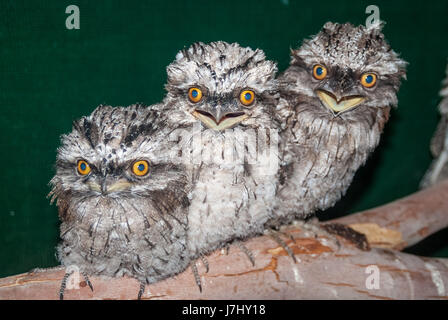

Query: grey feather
[269,22,407,226]
[49,104,191,285]
[161,41,281,260]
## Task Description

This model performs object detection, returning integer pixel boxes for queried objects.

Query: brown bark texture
[1,180,448,300]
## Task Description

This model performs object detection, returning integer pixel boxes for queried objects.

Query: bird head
[164,41,278,131]
[285,22,407,120]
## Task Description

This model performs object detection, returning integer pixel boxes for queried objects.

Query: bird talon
[59,270,74,300]
[138,281,146,300]
[81,271,94,292]
[269,230,297,263]
[191,262,202,292]
[200,256,209,273]
[235,241,256,267]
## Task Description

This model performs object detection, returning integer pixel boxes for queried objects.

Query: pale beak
[191,110,248,131]
[88,178,131,194]
[316,89,365,115]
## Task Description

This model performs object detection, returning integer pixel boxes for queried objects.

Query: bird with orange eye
[162,42,280,289]
[132,160,149,177]
[77,159,91,176]
[50,104,191,300]
[187,86,257,131]
[310,63,379,116]
[268,22,407,257]
[75,158,150,194]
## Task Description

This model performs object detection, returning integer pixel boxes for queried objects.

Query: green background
[1,0,447,278]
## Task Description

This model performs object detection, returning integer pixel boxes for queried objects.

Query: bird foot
[200,255,209,273]
[234,241,256,266]
[190,261,203,293]
[138,281,146,300]
[266,229,297,263]
[59,269,94,300]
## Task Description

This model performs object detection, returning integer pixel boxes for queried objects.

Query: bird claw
[190,261,202,292]
[59,270,73,300]
[59,269,94,300]
[234,241,256,267]
[268,229,297,263]
[200,256,209,273]
[138,281,146,300]
[81,271,94,292]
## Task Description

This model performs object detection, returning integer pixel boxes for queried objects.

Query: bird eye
[360,73,377,88]
[77,160,91,175]
[132,160,149,177]
[313,64,327,80]
[239,90,255,106]
[188,87,203,103]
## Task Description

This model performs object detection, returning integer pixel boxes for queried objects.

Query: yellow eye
[239,90,255,106]
[360,73,377,88]
[77,160,91,175]
[313,64,327,80]
[188,87,203,103]
[132,160,149,177]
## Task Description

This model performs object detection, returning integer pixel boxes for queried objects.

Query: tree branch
[331,179,448,250]
[1,180,448,300]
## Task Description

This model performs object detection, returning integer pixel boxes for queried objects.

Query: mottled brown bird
[270,22,407,227]
[49,104,190,299]
[160,41,280,285]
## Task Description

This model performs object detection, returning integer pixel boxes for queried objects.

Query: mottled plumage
[161,41,280,262]
[49,105,190,297]
[270,22,407,226]
[421,61,448,187]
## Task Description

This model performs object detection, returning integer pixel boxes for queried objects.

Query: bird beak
[316,89,365,115]
[191,107,248,131]
[88,178,131,194]
[105,180,132,193]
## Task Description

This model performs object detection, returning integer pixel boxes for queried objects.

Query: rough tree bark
[333,179,448,250]
[1,180,448,300]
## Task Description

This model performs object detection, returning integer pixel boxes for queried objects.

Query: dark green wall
[1,0,447,278]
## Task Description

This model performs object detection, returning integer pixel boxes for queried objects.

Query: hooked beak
[191,109,248,131]
[316,89,365,116]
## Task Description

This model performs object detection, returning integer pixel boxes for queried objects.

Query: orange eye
[132,160,149,177]
[77,160,91,175]
[188,87,203,103]
[239,90,255,106]
[360,73,377,88]
[313,64,327,80]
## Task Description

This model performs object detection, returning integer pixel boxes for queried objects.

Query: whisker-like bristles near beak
[192,110,248,131]
[316,89,365,115]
